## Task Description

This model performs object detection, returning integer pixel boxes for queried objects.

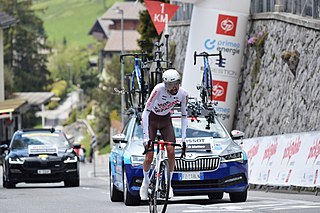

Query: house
[89,1,145,60]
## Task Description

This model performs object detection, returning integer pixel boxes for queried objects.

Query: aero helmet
[162,69,180,83]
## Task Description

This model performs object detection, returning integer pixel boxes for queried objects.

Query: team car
[109,111,248,206]
[0,128,80,188]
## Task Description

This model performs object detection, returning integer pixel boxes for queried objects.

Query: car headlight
[220,152,243,163]
[9,157,25,164]
[64,156,78,163]
[130,155,145,166]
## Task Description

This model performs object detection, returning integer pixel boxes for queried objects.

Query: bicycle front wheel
[149,160,170,213]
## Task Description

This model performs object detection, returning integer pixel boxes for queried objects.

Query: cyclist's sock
[170,171,173,185]
[143,170,150,183]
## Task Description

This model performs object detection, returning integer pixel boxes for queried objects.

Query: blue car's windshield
[131,117,229,143]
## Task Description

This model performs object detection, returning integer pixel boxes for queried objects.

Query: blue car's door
[112,117,135,191]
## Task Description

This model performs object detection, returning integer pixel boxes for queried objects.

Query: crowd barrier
[241,131,320,187]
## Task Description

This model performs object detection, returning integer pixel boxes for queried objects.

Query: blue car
[109,112,248,206]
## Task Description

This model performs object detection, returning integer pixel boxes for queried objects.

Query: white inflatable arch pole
[177,0,250,131]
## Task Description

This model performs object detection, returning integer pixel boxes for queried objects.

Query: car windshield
[11,132,70,150]
[130,117,229,143]
[172,117,229,138]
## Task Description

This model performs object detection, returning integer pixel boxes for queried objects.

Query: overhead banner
[180,0,250,131]
[144,0,179,35]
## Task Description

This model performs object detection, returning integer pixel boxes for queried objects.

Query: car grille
[24,159,62,169]
[175,157,220,171]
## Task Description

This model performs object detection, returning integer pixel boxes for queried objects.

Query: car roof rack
[21,128,56,133]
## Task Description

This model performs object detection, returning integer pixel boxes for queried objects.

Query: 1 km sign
[144,0,179,35]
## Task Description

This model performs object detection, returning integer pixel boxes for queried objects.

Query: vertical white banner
[181,0,250,131]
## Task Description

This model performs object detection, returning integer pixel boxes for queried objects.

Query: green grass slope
[33,0,120,47]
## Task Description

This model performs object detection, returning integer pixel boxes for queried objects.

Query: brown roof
[13,92,55,106]
[101,1,145,20]
[103,30,140,52]
[0,99,27,113]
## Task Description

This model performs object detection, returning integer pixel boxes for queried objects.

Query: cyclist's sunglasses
[165,80,180,90]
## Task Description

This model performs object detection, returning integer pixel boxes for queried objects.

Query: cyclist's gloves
[180,142,187,158]
[142,140,152,155]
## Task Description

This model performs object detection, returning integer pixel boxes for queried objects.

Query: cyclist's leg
[159,114,176,198]
[140,113,157,200]
[159,114,176,172]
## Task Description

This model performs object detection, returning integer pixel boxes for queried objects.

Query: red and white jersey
[142,83,188,141]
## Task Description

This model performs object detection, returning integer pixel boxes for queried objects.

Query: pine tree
[1,0,52,92]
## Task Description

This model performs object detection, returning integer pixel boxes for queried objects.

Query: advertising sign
[180,0,250,131]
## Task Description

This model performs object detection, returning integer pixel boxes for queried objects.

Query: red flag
[144,0,179,35]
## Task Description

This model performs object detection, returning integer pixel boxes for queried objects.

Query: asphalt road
[2,155,320,213]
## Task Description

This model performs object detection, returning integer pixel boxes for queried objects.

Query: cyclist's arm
[142,86,160,142]
[181,92,189,142]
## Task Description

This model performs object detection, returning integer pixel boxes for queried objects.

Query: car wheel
[3,167,15,188]
[208,192,223,200]
[229,190,247,202]
[109,164,124,202]
[64,177,80,187]
[123,168,140,206]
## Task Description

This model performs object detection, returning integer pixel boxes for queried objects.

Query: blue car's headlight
[9,157,25,164]
[130,155,145,166]
[220,152,243,163]
[64,155,78,163]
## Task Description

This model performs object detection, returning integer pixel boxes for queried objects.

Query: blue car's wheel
[229,190,247,202]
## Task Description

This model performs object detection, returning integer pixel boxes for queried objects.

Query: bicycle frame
[194,51,225,105]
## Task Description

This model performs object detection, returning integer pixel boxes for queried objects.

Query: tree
[1,0,52,92]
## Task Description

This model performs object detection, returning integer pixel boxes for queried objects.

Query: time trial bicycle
[120,53,149,111]
[145,139,181,213]
[193,51,225,106]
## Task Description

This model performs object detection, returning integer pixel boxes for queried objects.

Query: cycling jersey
[142,83,188,142]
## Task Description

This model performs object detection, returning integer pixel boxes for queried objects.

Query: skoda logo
[187,153,193,159]
[221,18,234,33]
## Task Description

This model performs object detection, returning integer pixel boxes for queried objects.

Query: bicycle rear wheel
[148,160,170,213]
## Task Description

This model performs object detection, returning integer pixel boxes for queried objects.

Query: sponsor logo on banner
[216,14,238,37]
[306,139,320,164]
[204,39,241,55]
[212,80,228,102]
[262,139,278,163]
[214,106,231,120]
[212,68,237,78]
[247,143,259,162]
[282,137,301,165]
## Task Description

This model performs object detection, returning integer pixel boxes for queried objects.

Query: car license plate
[181,172,201,180]
[37,169,51,174]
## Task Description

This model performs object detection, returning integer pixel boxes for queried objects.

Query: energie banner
[180,0,250,131]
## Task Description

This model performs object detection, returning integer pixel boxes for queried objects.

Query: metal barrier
[170,0,320,21]
[250,0,320,19]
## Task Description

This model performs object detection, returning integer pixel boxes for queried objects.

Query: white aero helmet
[162,69,180,83]
[162,69,181,91]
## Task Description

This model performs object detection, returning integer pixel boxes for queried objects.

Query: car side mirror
[231,130,245,141]
[0,144,8,150]
[112,134,127,144]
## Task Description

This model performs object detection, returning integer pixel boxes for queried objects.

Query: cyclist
[140,69,188,200]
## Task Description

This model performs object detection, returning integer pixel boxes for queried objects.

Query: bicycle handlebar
[120,52,148,63]
[151,140,181,147]
[193,51,222,65]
